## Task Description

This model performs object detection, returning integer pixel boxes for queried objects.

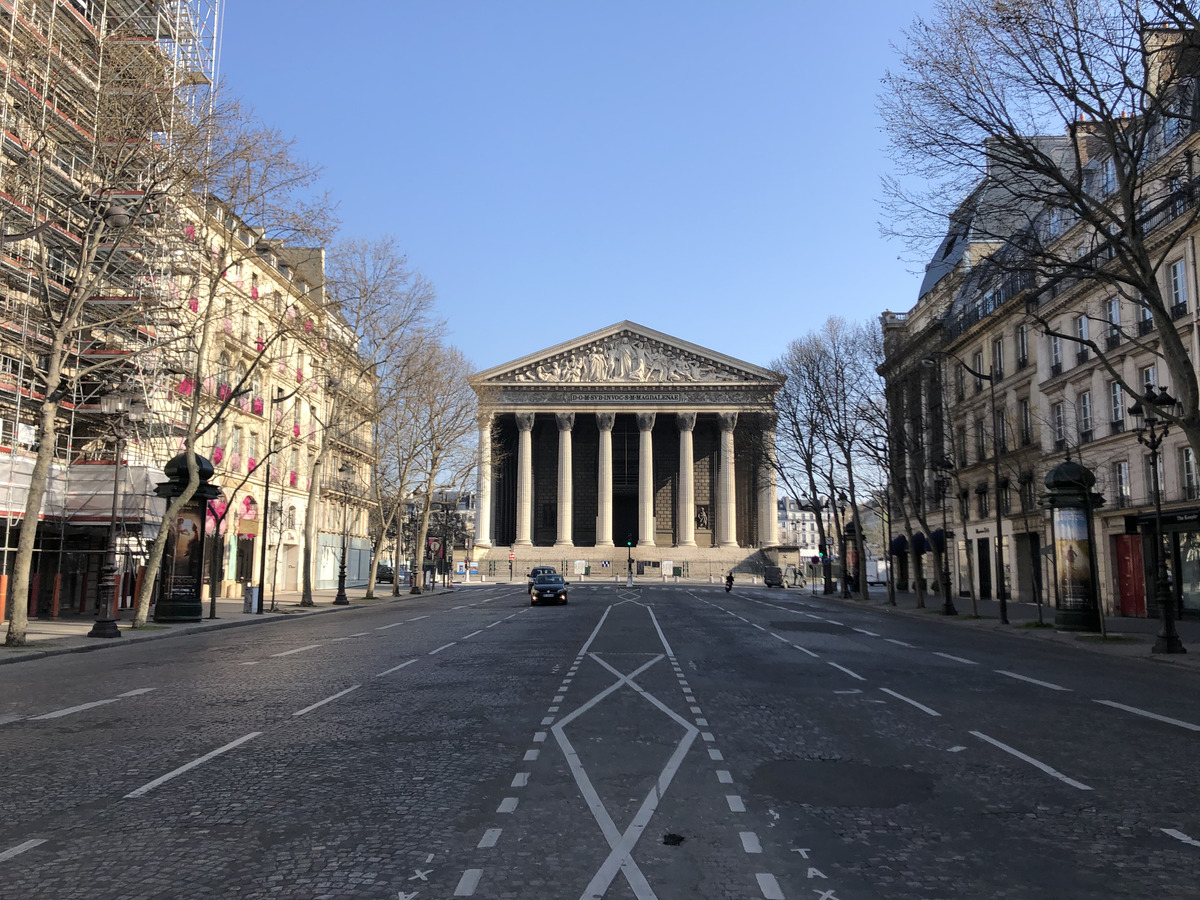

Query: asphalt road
[1,582,1197,899]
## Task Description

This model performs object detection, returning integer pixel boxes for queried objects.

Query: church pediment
[474,322,780,388]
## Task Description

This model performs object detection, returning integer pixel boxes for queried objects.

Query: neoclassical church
[469,322,784,570]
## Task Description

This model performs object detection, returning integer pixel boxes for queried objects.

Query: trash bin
[243,586,259,613]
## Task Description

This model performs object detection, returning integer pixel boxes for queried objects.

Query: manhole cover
[750,759,935,808]
[769,621,844,634]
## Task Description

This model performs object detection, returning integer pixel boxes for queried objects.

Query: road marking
[827,662,865,681]
[31,688,156,720]
[511,773,529,787]
[485,621,503,628]
[701,732,715,742]
[948,745,967,752]
[852,628,880,636]
[478,828,502,848]
[690,706,703,714]
[879,688,940,716]
[293,685,361,717]
[970,731,1092,791]
[239,661,259,665]
[769,632,790,642]
[553,695,564,702]
[996,670,1070,691]
[126,732,262,798]
[454,868,483,896]
[376,621,406,630]
[271,644,321,658]
[541,716,555,725]
[709,749,724,761]
[1161,828,1200,848]
[756,874,785,900]
[792,644,820,658]
[452,605,468,609]
[524,749,539,760]
[375,659,417,678]
[717,770,733,783]
[429,642,457,655]
[461,629,483,639]
[740,831,762,853]
[408,615,430,621]
[533,731,546,742]
[824,619,844,626]
[933,651,978,665]
[696,717,708,726]
[1095,700,1200,732]
[726,795,746,812]
[349,632,369,637]
[885,638,915,648]
[752,623,766,631]
[0,839,45,862]
[496,797,518,813]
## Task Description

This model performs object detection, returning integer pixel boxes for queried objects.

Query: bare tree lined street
[1,582,1197,899]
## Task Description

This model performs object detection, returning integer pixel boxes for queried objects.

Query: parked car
[526,565,556,590]
[763,566,784,588]
[375,563,394,584]
[530,573,569,605]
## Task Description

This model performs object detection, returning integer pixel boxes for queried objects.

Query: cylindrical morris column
[637,412,657,547]
[676,413,697,547]
[476,413,493,549]
[514,412,534,546]
[717,412,739,548]
[555,412,575,548]
[758,421,779,546]
[596,413,615,547]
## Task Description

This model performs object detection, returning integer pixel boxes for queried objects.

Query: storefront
[1136,508,1200,621]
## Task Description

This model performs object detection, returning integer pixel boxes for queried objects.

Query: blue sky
[219,2,932,371]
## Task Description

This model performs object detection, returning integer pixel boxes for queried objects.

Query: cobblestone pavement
[0,582,1197,898]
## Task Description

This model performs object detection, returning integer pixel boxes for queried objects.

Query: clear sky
[219,2,932,372]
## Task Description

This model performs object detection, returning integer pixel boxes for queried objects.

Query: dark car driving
[529,573,569,606]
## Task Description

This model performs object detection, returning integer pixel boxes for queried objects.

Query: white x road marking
[552,606,698,900]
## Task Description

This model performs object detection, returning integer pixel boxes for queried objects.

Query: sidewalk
[0,583,455,667]
[817,585,1200,671]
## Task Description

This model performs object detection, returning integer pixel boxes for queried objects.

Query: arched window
[234,362,247,390]
[217,351,231,384]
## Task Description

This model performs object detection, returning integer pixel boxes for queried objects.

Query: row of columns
[475,411,779,550]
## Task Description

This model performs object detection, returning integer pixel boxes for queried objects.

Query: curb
[0,588,454,668]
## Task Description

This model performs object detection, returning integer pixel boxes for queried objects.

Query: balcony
[1050,362,1063,377]
[1106,333,1121,351]
[1138,318,1155,336]
[1017,355,1028,370]
[1079,428,1093,444]
[1110,419,1125,435]
[1172,302,1189,320]
[1076,349,1090,365]
[1054,438,1067,452]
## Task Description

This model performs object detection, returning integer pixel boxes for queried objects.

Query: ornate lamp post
[333,463,352,605]
[934,458,958,616]
[1129,386,1187,653]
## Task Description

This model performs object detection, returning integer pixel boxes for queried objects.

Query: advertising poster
[164,507,205,604]
[1053,507,1091,611]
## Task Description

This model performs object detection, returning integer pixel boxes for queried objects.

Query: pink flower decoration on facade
[296,369,304,383]
[305,476,312,491]
[255,339,265,353]
[177,377,193,395]
[188,296,198,312]
[304,319,313,332]
[237,396,249,411]
[286,306,297,320]
[251,286,259,300]
[230,452,241,471]
[217,384,230,400]
[202,376,214,394]
[247,457,257,472]
[212,446,224,465]
[223,318,233,334]
[185,225,196,241]
[289,471,297,487]
[273,409,283,423]
[293,424,300,437]
[270,465,280,483]
[252,397,264,415]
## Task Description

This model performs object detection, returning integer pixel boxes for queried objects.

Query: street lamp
[1129,386,1187,653]
[934,457,958,616]
[87,387,145,639]
[333,463,352,605]
[924,353,1009,624]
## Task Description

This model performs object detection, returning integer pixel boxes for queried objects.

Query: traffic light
[626,534,632,547]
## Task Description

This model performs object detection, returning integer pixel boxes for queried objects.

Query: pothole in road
[750,759,936,808]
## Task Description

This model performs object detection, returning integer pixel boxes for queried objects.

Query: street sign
[509,551,516,560]
[601,560,610,568]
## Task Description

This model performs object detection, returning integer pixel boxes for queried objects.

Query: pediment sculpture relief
[510,335,740,384]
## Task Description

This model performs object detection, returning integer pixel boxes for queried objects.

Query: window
[992,338,1004,379]
[1075,316,1089,342]
[1047,207,1064,238]
[1078,391,1093,440]
[1100,157,1116,195]
[1106,297,1121,333]
[1016,324,1029,365]
[1019,398,1032,445]
[1140,364,1157,392]
[1114,461,1131,507]
[975,417,986,461]
[1138,302,1154,335]
[973,350,985,390]
[1052,402,1067,448]
[1020,476,1035,511]
[995,408,1008,453]
[977,486,990,518]
[1110,381,1124,431]
[1183,448,1198,500]
[956,425,968,468]
[1170,259,1188,314]
[955,365,966,400]
[1050,334,1062,371]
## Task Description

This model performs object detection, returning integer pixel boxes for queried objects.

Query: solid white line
[933,651,978,665]
[461,629,483,639]
[1161,828,1200,848]
[271,644,321,658]
[885,638,915,648]
[996,670,1070,691]
[1095,700,1200,732]
[429,642,457,655]
[126,732,262,798]
[756,872,785,900]
[970,731,1092,791]
[740,831,762,853]
[0,839,45,862]
[827,661,865,681]
[478,829,502,848]
[454,868,483,896]
[880,687,941,717]
[375,659,417,678]
[726,795,745,812]
[496,797,518,813]
[293,685,361,717]
[792,644,819,658]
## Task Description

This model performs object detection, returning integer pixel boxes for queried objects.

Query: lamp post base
[941,596,958,616]
[87,617,121,638]
[1153,634,1187,654]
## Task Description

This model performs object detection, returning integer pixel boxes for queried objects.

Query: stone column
[637,412,656,547]
[514,412,534,546]
[595,413,614,547]
[758,421,779,546]
[475,413,493,549]
[676,413,696,547]
[555,412,574,548]
[717,412,738,548]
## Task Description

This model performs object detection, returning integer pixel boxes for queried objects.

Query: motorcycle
[724,575,733,593]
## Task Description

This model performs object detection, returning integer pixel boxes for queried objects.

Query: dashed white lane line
[969,731,1093,791]
[1162,828,1200,848]
[452,605,468,610]
[31,688,156,721]
[880,687,941,717]
[885,638,916,648]
[792,644,820,658]
[126,732,262,798]
[293,685,361,717]
[496,797,519,813]
[429,642,457,655]
[461,629,483,639]
[709,749,724,761]
[726,795,746,812]
[768,632,790,643]
[852,627,880,636]
[375,621,406,630]
[996,670,1070,691]
[375,659,417,678]
[717,770,733,784]
[349,632,369,637]
[485,621,503,628]
[0,839,45,862]
[827,661,865,681]
[933,651,978,665]
[511,773,529,787]
[523,749,539,761]
[533,731,547,742]
[454,868,483,896]
[740,831,762,853]
[477,828,502,848]
[752,623,766,631]
[1095,700,1200,732]
[409,615,430,621]
[756,872,785,899]
[271,644,322,658]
